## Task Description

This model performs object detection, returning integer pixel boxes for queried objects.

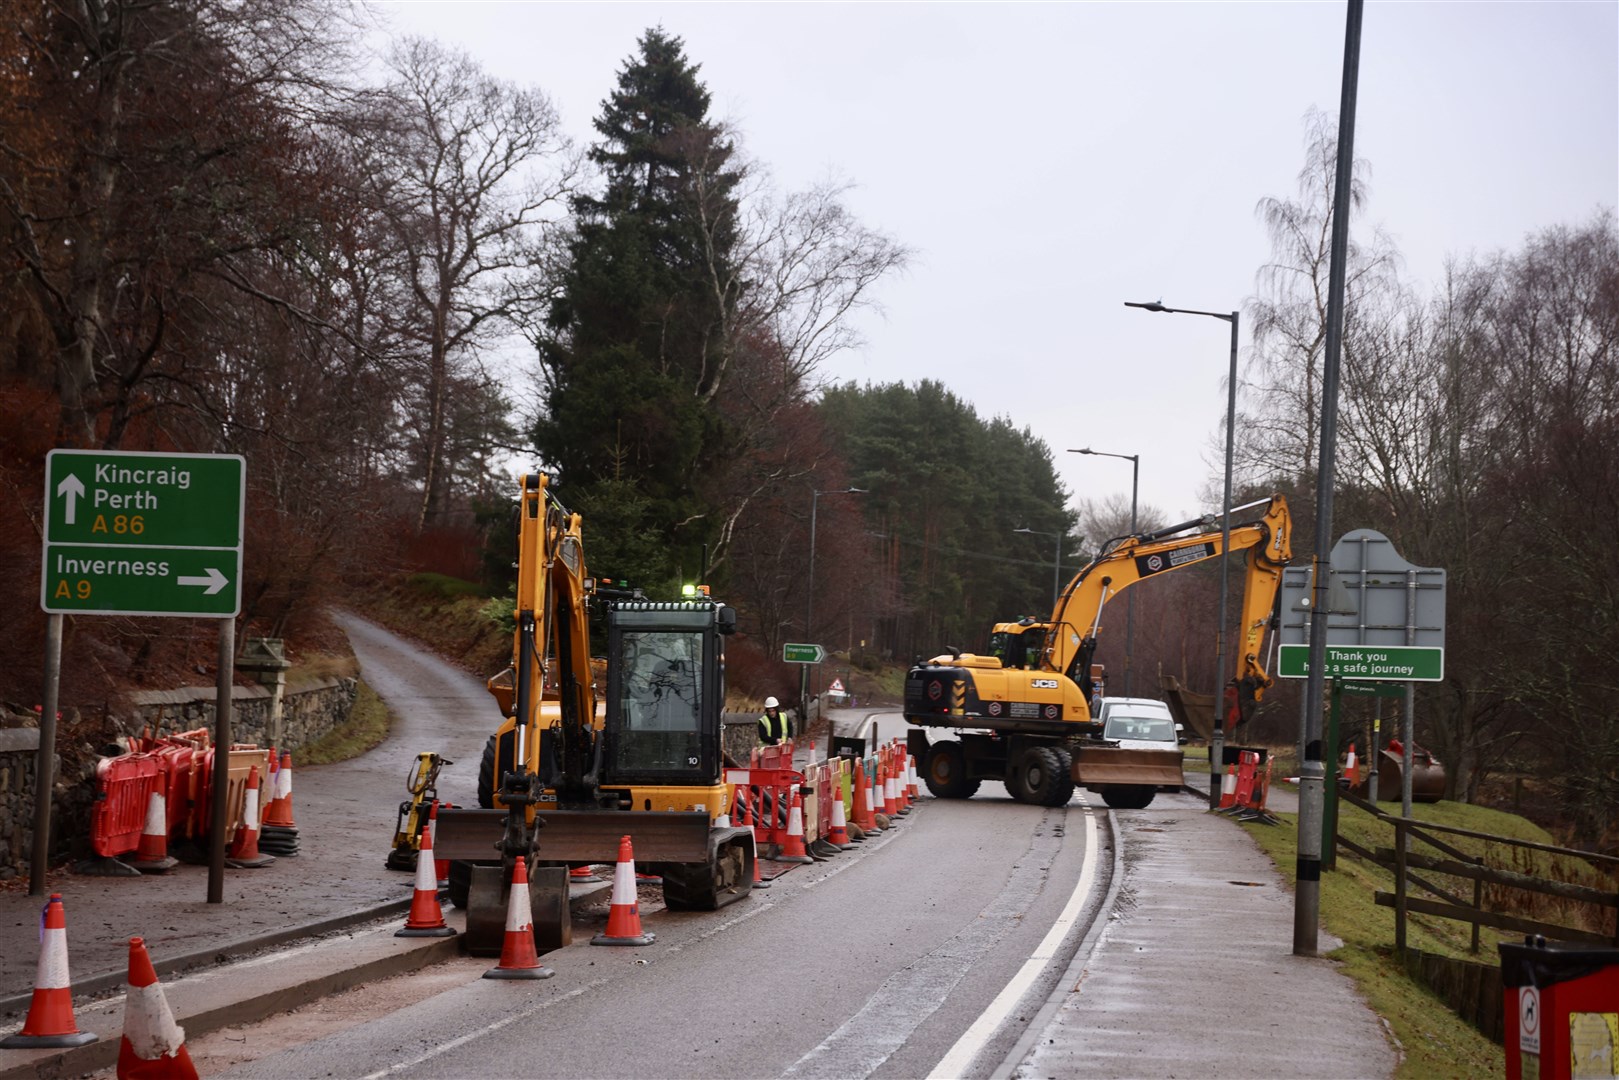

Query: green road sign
[42,450,244,617]
[1278,643,1443,681]
[783,643,825,664]
[1339,679,1408,698]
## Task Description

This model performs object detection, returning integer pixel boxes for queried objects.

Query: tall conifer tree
[536,28,742,590]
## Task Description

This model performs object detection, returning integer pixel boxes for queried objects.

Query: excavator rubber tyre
[1099,785,1156,810]
[447,860,472,910]
[1017,746,1076,807]
[923,741,981,800]
[477,734,498,810]
[662,830,754,911]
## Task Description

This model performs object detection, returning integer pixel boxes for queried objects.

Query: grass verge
[1240,795,1511,1079]
[296,679,394,766]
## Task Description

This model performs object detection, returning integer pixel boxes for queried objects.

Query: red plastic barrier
[90,754,164,857]
[1234,750,1260,808]
[724,766,804,848]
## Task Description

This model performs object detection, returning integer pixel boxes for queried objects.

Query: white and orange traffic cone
[397,819,455,938]
[852,764,876,833]
[117,936,197,1080]
[227,766,275,868]
[277,752,297,826]
[0,894,96,1049]
[735,790,771,889]
[908,754,921,800]
[1218,763,1238,810]
[1343,743,1360,787]
[259,752,299,857]
[127,787,177,874]
[483,858,554,979]
[882,760,899,817]
[826,788,853,849]
[772,791,815,864]
[591,836,656,946]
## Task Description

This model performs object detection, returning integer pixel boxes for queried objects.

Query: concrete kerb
[990,799,1123,1080]
[0,895,414,1022]
[0,878,615,1079]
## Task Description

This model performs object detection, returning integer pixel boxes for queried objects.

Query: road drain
[1228,880,1265,887]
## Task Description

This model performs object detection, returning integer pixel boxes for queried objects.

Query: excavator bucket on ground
[1071,745,1187,789]
[1352,747,1446,803]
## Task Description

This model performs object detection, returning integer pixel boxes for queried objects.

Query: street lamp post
[1068,448,1139,694]
[1012,527,1065,611]
[1126,299,1239,810]
[807,487,868,722]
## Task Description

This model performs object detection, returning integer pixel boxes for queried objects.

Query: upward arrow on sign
[56,473,84,525]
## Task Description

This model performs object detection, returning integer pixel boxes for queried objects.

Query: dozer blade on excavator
[437,807,754,954]
[1070,745,1187,788]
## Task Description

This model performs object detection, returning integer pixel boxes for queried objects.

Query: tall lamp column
[1126,299,1239,809]
[807,487,868,730]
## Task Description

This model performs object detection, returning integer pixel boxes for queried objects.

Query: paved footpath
[1011,785,1397,1079]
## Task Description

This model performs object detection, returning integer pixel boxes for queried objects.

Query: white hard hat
[764,696,780,709]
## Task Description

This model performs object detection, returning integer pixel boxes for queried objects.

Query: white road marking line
[926,804,1100,1079]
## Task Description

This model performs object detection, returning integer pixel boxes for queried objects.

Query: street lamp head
[1069,448,1094,456]
[846,487,869,494]
[1124,300,1169,313]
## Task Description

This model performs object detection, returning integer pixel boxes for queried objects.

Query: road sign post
[37,449,246,904]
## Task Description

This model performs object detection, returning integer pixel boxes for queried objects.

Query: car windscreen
[1103,714,1177,742]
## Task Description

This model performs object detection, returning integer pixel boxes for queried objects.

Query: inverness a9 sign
[41,449,245,617]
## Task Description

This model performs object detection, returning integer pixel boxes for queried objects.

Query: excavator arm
[494,474,599,855]
[1041,496,1292,707]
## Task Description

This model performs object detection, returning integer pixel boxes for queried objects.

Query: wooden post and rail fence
[1331,787,1619,1041]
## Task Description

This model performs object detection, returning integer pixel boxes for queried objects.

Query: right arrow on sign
[178,567,230,595]
[56,473,84,525]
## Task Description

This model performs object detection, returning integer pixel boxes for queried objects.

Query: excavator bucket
[1071,745,1186,789]
[1354,747,1446,803]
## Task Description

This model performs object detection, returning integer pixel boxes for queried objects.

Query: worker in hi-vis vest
[758,696,790,745]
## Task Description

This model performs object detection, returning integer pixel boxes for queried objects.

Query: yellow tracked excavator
[433,474,754,955]
[904,495,1291,808]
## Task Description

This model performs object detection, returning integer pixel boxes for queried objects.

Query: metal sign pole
[207,616,236,903]
[30,614,63,896]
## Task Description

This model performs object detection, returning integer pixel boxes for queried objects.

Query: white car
[1095,697,1184,751]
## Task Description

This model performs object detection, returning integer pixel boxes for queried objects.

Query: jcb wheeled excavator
[433,474,756,955]
[904,495,1291,808]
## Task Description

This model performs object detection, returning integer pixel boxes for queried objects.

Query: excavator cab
[601,600,733,786]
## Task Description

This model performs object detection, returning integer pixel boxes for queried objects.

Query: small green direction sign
[42,450,244,617]
[1278,643,1443,682]
[783,643,825,664]
[1339,680,1408,698]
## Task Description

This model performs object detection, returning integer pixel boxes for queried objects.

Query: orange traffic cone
[591,836,656,946]
[852,763,876,833]
[569,864,596,879]
[0,894,96,1048]
[263,752,296,828]
[397,819,454,938]
[773,791,814,864]
[896,757,913,813]
[127,787,177,873]
[908,754,921,800]
[882,760,899,817]
[117,937,197,1080]
[1343,743,1360,787]
[827,787,853,849]
[483,857,554,979]
[227,766,274,868]
[1218,763,1238,809]
[735,788,771,889]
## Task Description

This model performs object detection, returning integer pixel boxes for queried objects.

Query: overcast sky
[382,1,1617,525]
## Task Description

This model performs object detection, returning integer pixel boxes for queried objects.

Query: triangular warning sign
[828,678,845,693]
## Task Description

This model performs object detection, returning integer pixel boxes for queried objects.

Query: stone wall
[128,676,358,749]
[0,727,41,882]
[0,678,357,878]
